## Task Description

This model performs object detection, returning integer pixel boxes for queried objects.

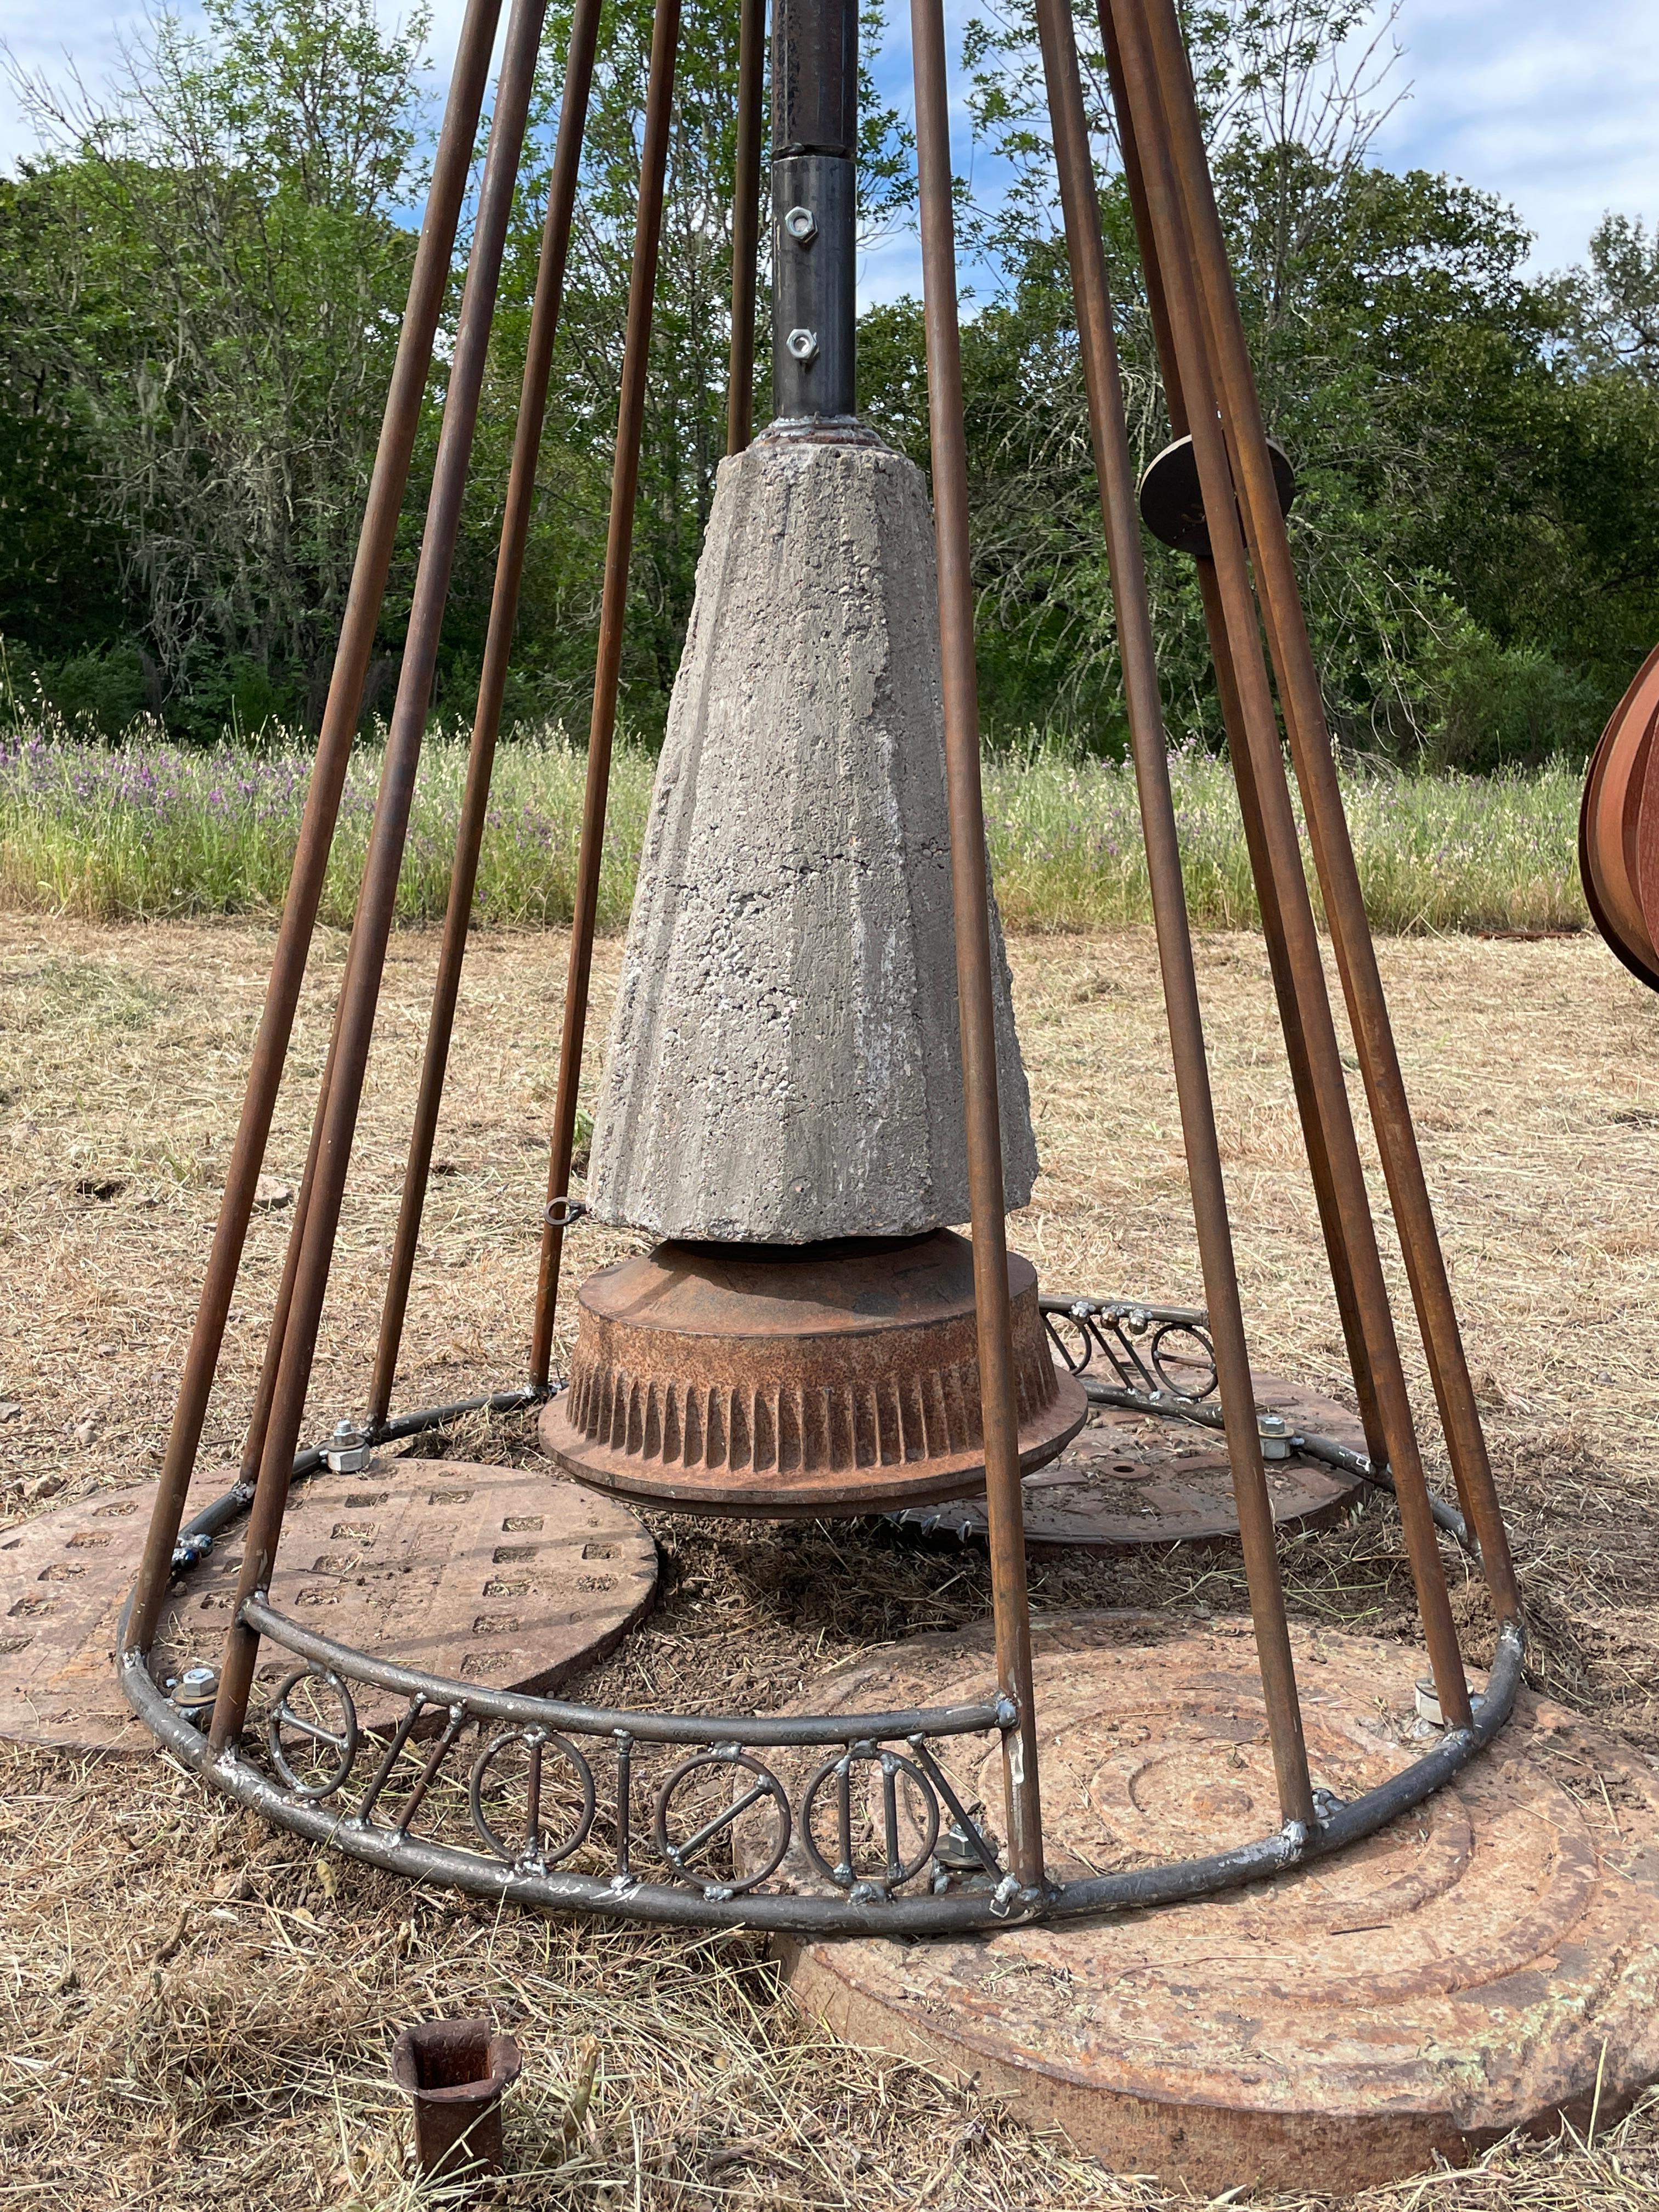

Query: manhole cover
[890,1373,1365,1546]
[751,1615,1659,2190]
[0,1459,657,1753]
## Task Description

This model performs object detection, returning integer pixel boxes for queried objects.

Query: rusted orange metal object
[539,1232,1087,1514]
[1581,643,1659,989]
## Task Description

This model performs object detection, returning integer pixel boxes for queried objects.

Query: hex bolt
[783,204,818,244]
[785,328,820,363]
[325,1417,373,1474]
[1257,1411,1293,1460]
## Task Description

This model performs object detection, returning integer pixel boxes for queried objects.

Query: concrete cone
[587,433,1039,1244]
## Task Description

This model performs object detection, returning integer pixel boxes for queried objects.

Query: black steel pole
[770,0,856,419]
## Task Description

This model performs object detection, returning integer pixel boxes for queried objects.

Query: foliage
[1,0,1657,768]
[3,0,428,734]
[0,710,1588,936]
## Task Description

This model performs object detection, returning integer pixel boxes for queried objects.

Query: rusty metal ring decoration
[469,1725,597,1867]
[799,1744,941,1893]
[267,1663,359,1799]
[651,1746,793,1895]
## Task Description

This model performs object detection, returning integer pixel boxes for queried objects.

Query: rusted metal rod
[208,0,551,1750]
[910,0,1045,1889]
[1032,0,1313,1827]
[726,0,768,453]
[368,0,605,1430]
[125,0,506,1660]
[1103,0,1472,1728]
[1132,0,1519,1623]
[1096,26,1386,1474]
[529,0,684,1390]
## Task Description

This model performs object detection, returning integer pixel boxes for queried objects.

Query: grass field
[0,721,1590,936]
[3,917,1658,2208]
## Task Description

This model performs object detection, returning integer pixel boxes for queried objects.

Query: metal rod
[910,0,1045,1889]
[1103,0,1472,1728]
[726,0,767,452]
[1132,0,1520,1626]
[125,0,506,1660]
[1034,0,1313,1827]
[529,0,682,1390]
[208,0,551,1751]
[368,0,605,1430]
[1096,28,1387,1474]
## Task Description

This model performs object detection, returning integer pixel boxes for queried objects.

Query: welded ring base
[757,1615,1659,2188]
[538,1231,1088,1515]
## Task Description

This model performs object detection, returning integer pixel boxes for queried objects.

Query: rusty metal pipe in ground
[125,0,506,1660]
[208,0,551,1748]
[910,0,1046,1889]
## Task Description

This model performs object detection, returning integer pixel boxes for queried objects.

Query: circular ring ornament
[469,1726,597,1866]
[1148,1321,1218,1398]
[267,1664,359,1799]
[800,1745,941,1893]
[653,1747,792,1894]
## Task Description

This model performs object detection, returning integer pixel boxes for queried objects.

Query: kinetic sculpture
[114,0,1528,1943]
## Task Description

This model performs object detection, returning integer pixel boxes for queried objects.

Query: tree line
[2,0,1657,768]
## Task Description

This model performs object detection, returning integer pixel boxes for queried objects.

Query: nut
[782,203,817,244]
[785,327,820,363]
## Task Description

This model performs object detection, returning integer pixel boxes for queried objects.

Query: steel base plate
[0,1460,657,1752]
[890,1373,1365,1546]
[755,1614,1659,2190]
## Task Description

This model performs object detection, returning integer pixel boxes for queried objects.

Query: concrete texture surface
[588,435,1039,1243]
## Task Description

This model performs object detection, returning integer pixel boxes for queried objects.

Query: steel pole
[1032,0,1313,1827]
[369,0,605,1429]
[726,0,768,450]
[1132,0,1519,1623]
[1095,27,1387,1474]
[529,0,684,1387]
[910,0,1046,1888]
[126,0,506,1658]
[1104,0,1472,1728]
[208,0,552,1747]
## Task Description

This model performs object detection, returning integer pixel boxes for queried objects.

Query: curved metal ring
[652,1747,792,1894]
[1150,1320,1218,1400]
[799,1746,941,1893]
[469,1725,597,1866]
[267,1664,359,1799]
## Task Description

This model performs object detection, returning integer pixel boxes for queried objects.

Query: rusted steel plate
[540,1232,1087,1516]
[891,1373,1363,1546]
[1581,641,1659,989]
[757,1614,1659,2191]
[0,1460,657,1753]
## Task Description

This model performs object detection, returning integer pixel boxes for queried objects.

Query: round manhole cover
[890,1373,1365,1547]
[0,1459,657,1753]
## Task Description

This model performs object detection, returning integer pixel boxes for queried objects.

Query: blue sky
[3,0,1654,304]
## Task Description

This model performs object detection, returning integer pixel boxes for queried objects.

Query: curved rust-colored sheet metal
[1581,642,1659,991]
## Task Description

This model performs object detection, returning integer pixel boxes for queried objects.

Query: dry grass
[4,914,1659,2208]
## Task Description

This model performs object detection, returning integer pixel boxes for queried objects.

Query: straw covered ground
[3,913,1659,2209]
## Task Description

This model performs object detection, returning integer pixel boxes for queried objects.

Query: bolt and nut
[785,328,820,363]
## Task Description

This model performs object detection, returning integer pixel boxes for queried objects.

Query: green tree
[8,0,429,732]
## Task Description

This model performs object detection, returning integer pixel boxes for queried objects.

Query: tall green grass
[0,720,1588,935]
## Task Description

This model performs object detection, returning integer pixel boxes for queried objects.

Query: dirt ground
[3,913,1659,2209]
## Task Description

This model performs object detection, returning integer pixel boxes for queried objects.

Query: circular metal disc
[890,1373,1364,1547]
[1138,432,1297,556]
[759,1614,1659,2191]
[0,1459,657,1753]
